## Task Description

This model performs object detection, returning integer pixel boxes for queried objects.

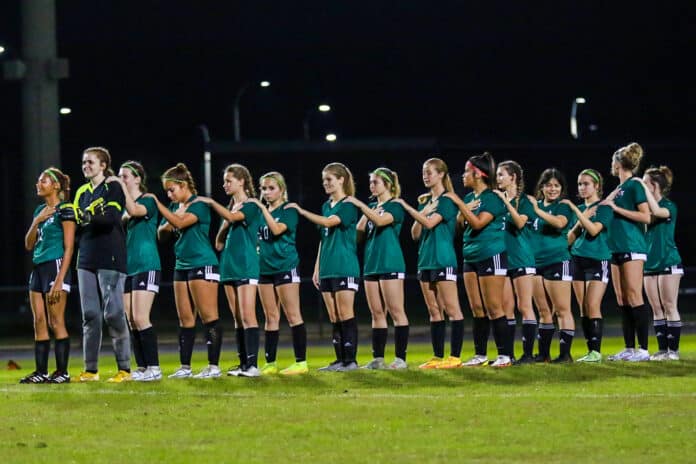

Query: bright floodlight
[575,97,586,104]
[260,81,271,87]
[0,46,5,54]
[325,133,337,142]
[59,107,72,115]
[318,104,331,112]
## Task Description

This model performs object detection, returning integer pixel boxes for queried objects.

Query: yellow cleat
[418,357,444,369]
[106,370,132,383]
[435,356,463,369]
[260,363,280,375]
[78,371,100,382]
[280,361,309,376]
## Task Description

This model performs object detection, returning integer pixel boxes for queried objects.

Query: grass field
[2,335,696,464]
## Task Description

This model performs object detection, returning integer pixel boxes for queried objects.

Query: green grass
[2,336,696,463]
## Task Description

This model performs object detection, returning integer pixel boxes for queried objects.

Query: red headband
[466,161,488,178]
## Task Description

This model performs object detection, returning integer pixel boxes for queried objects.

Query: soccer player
[249,172,308,375]
[563,169,612,363]
[152,163,223,379]
[640,166,683,360]
[395,158,465,369]
[110,161,162,381]
[495,160,537,365]
[446,153,511,368]
[345,167,409,370]
[602,143,652,362]
[287,162,361,372]
[527,168,575,363]
[196,164,263,378]
[73,147,131,382]
[22,168,75,383]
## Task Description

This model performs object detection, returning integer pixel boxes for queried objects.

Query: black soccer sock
[589,318,603,353]
[332,322,344,362]
[667,320,682,352]
[620,305,635,348]
[264,330,280,363]
[522,320,537,356]
[235,327,247,368]
[372,328,388,359]
[506,318,517,359]
[244,327,260,368]
[559,330,575,357]
[538,323,555,358]
[430,320,446,358]
[633,304,650,350]
[139,327,160,367]
[394,325,409,361]
[341,318,358,364]
[450,319,464,358]
[653,319,668,352]
[179,327,195,367]
[472,317,490,357]
[130,328,145,369]
[204,320,223,366]
[35,339,50,375]
[54,337,70,373]
[581,316,592,351]
[491,316,507,357]
[291,323,307,362]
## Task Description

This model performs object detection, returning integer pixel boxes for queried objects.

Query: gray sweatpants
[78,269,130,372]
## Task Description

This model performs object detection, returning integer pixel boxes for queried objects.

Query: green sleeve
[631,180,647,205]
[186,201,207,222]
[436,196,458,223]
[481,192,506,217]
[282,207,299,232]
[335,202,358,229]
[241,202,260,223]
[383,201,404,224]
[596,204,613,228]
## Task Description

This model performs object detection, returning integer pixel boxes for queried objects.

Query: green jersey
[258,202,300,275]
[417,195,458,271]
[220,201,261,281]
[363,199,406,276]
[503,195,536,269]
[462,189,506,263]
[318,198,360,279]
[645,198,681,272]
[162,198,218,270]
[529,199,573,267]
[126,196,161,275]
[607,179,647,254]
[31,202,76,265]
[570,201,612,261]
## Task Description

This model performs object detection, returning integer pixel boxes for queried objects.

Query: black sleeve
[90,182,126,227]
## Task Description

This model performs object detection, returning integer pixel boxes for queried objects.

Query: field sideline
[2,335,695,463]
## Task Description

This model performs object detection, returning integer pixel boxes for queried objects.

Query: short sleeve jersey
[570,201,612,261]
[363,199,406,276]
[126,196,161,275]
[220,201,262,281]
[318,198,360,279]
[645,198,681,272]
[607,179,647,254]
[529,199,573,267]
[258,202,300,275]
[503,195,536,269]
[417,195,458,271]
[162,198,218,270]
[31,202,76,265]
[461,189,507,263]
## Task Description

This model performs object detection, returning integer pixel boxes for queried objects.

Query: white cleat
[490,355,512,368]
[131,367,146,381]
[463,354,490,367]
[135,366,163,382]
[666,350,680,361]
[649,350,668,361]
[168,367,193,379]
[607,348,635,361]
[238,366,261,377]
[626,348,650,362]
[193,365,222,379]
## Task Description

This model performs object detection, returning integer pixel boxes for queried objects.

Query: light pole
[233,80,270,142]
[570,97,586,140]
[198,124,212,196]
[303,103,332,141]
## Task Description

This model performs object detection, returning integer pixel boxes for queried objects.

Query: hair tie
[43,169,59,184]
[580,169,600,184]
[121,163,140,178]
[466,160,488,178]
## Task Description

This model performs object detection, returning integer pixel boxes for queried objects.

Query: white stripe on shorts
[347,276,359,290]
[445,266,457,281]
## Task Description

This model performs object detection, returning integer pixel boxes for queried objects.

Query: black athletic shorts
[572,256,609,283]
[417,267,457,283]
[537,260,573,281]
[173,265,220,282]
[462,252,508,277]
[125,270,161,293]
[319,277,359,292]
[259,268,301,286]
[363,272,405,282]
[29,259,72,293]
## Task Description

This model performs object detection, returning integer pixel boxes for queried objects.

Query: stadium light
[318,104,331,112]
[59,107,71,115]
[325,133,337,142]
[259,80,271,88]
[303,103,333,141]
[0,45,5,54]
[233,80,271,142]
[570,97,586,140]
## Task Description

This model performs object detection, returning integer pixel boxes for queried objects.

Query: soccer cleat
[135,366,162,382]
[551,353,573,364]
[168,367,193,379]
[260,363,279,375]
[666,350,680,361]
[362,357,387,370]
[649,350,668,361]
[19,371,49,384]
[107,370,132,383]
[317,360,343,372]
[490,355,512,368]
[336,361,359,372]
[388,358,408,370]
[463,355,490,367]
[607,348,635,361]
[514,353,536,365]
[436,356,462,369]
[131,367,147,381]
[78,371,100,382]
[193,365,222,379]
[626,348,650,362]
[533,354,551,363]
[226,365,247,377]
[280,361,309,376]
[48,370,71,383]
[418,357,443,369]
[576,351,602,363]
[239,366,261,377]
